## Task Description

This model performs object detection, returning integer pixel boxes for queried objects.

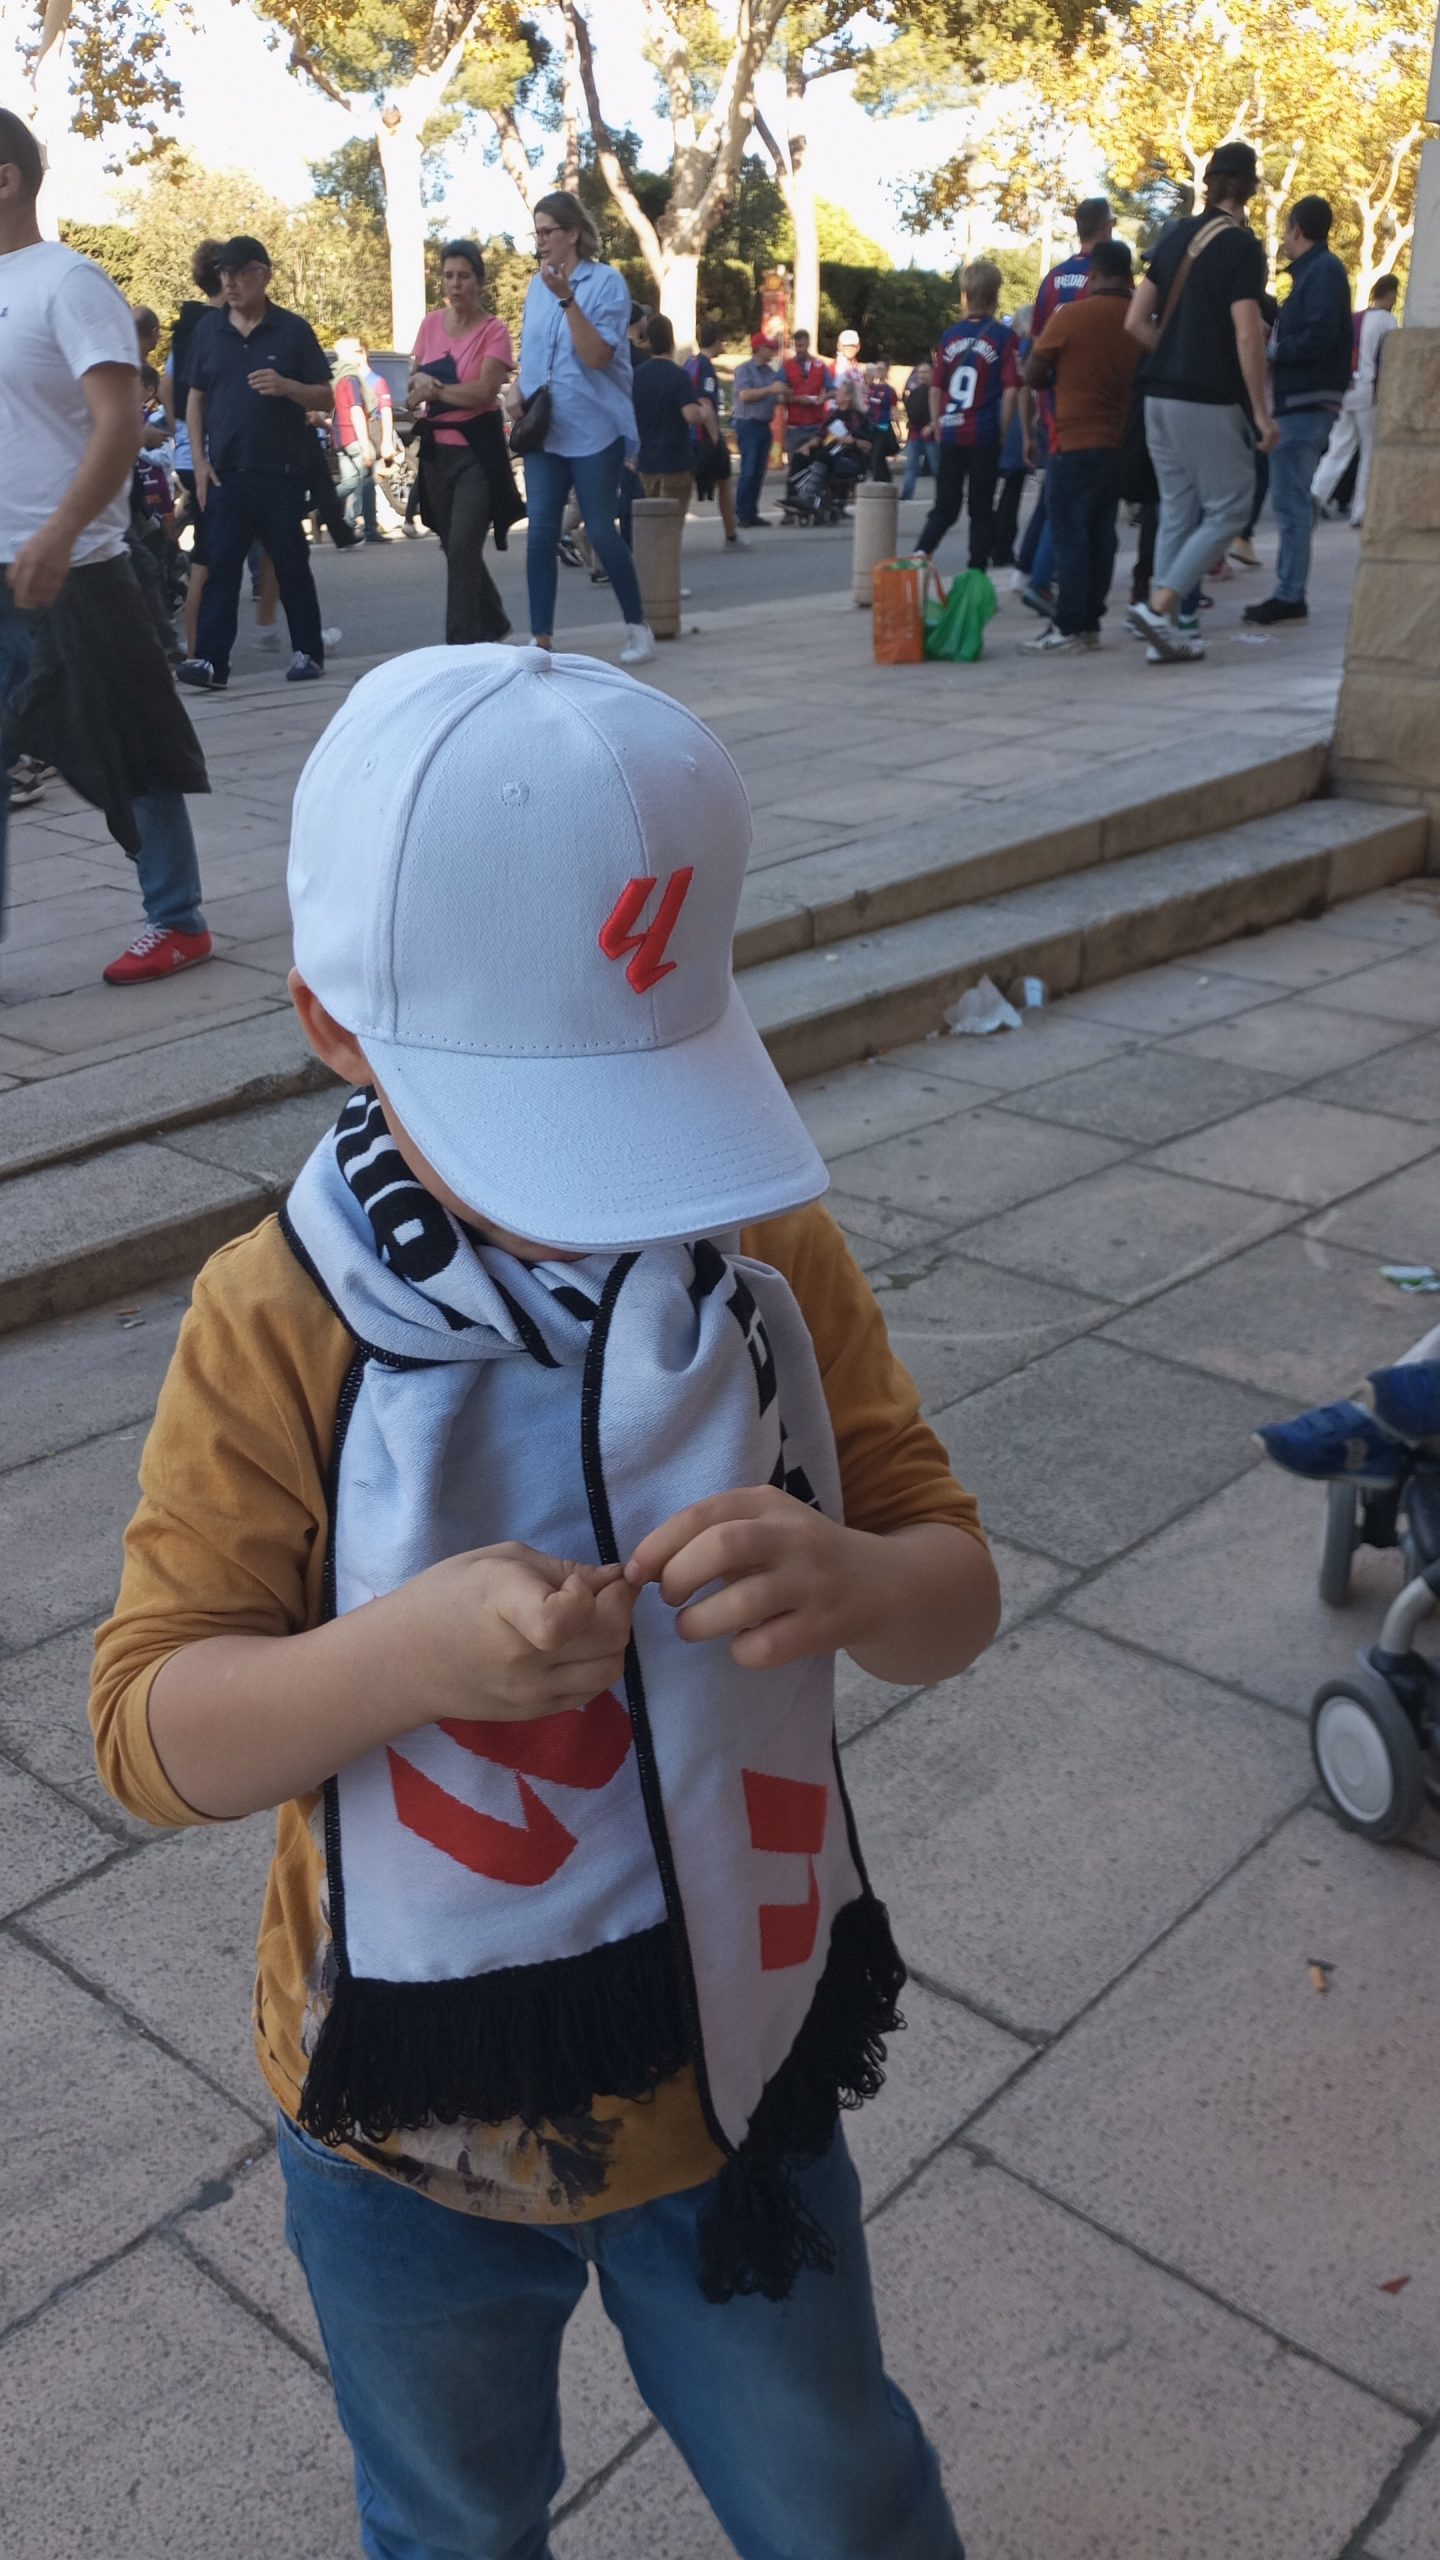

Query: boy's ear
[289,970,371,1086]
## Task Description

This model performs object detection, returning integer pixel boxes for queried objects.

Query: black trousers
[423,447,512,646]
[195,470,322,676]
[1049,447,1122,635]
[990,467,1027,567]
[917,442,1001,569]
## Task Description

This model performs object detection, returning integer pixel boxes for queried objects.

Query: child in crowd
[915,257,1021,573]
[866,359,899,477]
[135,364,177,536]
[92,645,999,2560]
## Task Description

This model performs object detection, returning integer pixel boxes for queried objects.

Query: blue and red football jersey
[931,317,1021,448]
[1030,251,1093,452]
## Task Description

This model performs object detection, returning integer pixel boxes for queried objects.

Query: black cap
[1205,141,1259,193]
[218,234,271,272]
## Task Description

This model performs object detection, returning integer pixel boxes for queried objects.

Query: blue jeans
[735,419,773,522]
[279,2114,963,2560]
[901,438,936,501]
[1271,408,1338,602]
[523,440,645,637]
[1049,447,1123,634]
[1017,477,1052,587]
[336,449,379,537]
[0,578,205,937]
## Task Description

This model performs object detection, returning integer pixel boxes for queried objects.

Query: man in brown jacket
[1021,238,1142,655]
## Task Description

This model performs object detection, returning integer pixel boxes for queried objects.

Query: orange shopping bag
[871,555,927,665]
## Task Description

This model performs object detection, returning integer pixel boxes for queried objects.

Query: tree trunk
[377,112,428,350]
[562,10,581,192]
[1,5,67,238]
[659,249,699,348]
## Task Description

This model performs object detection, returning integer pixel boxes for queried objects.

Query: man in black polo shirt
[178,236,333,689]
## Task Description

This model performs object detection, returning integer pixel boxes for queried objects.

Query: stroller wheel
[1311,1669,1423,1839]
[1318,1482,1359,1608]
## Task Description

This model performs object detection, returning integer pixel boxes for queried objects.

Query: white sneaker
[1022,625,1081,655]
[254,623,281,651]
[620,622,657,666]
[1145,634,1206,663]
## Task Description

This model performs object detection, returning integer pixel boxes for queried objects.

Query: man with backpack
[1124,141,1278,665]
[332,337,396,543]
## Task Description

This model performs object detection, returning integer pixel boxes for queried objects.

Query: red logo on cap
[599,869,694,993]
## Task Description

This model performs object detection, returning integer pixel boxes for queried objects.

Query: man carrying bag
[1122,142,1278,665]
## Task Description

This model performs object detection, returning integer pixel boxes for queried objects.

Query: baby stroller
[1259,1323,1440,1840]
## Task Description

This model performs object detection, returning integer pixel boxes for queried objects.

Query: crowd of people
[0,115,1399,995]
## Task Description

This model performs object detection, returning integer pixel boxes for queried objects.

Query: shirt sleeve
[584,264,631,350]
[89,1224,348,1831]
[744,1204,986,1546]
[292,319,334,388]
[52,259,140,382]
[478,316,514,372]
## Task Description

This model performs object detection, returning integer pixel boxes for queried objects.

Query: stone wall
[1330,327,1440,860]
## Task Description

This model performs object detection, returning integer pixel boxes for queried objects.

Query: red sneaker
[102,926,214,986]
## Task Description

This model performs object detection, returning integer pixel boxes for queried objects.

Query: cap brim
[363,985,829,1251]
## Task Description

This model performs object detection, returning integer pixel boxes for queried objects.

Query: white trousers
[1311,398,1378,526]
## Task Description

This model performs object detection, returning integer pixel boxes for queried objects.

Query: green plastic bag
[923,566,999,664]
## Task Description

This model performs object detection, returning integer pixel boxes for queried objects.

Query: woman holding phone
[513,191,655,663]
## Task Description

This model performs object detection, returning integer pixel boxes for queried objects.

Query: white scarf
[282,1091,905,2299]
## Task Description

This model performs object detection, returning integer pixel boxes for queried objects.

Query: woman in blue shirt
[515,192,654,664]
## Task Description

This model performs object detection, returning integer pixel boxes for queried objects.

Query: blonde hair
[534,190,601,263]
[961,258,1003,312]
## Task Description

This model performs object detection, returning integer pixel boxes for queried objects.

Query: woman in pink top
[409,241,520,643]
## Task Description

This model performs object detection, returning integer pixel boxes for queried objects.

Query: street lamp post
[1331,12,1440,850]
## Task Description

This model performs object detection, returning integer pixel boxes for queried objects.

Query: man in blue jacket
[1244,195,1352,627]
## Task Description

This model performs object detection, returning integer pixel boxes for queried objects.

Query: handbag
[871,555,928,665]
[509,290,569,457]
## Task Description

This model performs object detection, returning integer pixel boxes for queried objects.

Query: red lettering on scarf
[598,869,694,993]
[743,1769,828,1970]
[439,1688,632,1790]
[388,1751,577,1887]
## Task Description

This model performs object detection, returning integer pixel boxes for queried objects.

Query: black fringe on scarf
[297,1919,690,2146]
[696,1889,907,2304]
[297,1891,906,2306]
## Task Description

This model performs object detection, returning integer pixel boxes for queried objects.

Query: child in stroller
[1259,1324,1440,1840]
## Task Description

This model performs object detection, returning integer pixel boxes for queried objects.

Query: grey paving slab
[980,1810,1440,2408]
[878,1013,1142,1094]
[0,960,284,1056]
[0,1422,145,1650]
[1148,1097,1435,1208]
[1177,915,1415,989]
[1061,1458,1402,1717]
[0,1934,256,2328]
[834,1652,920,1745]
[933,1336,1276,1568]
[844,1618,1308,2035]
[0,1625,149,1837]
[987,1535,1077,1632]
[162,1086,345,1184]
[997,1044,1284,1143]
[1313,949,1440,1028]
[1103,1228,1431,1402]
[0,1141,265,1334]
[0,1280,186,1472]
[555,2143,1412,2560]
[1368,2434,1440,2557]
[1059,962,1283,1034]
[835,1540,1072,1747]
[1306,1156,1440,1261]
[828,1107,1125,1230]
[1312,883,1440,949]
[867,1242,1112,1408]
[0,2239,358,2559]
[1313,1030,1440,1125]
[826,1192,956,1269]
[956,1160,1292,1308]
[846,1977,1027,2210]
[35,1814,278,2111]
[793,1059,988,1162]
[1165,991,1419,1080]
[0,1753,113,1917]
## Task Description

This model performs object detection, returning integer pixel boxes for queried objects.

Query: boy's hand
[374,1544,636,1724]
[627,1487,876,1672]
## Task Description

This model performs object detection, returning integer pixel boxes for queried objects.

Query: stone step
[0,1010,337,1187]
[0,793,1423,1337]
[732,734,1330,968]
[744,795,1428,1083]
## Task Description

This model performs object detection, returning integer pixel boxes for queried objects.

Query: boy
[915,258,1021,572]
[92,644,999,2560]
[685,317,746,547]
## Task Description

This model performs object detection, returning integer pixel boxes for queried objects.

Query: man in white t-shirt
[0,105,211,983]
[1311,272,1399,530]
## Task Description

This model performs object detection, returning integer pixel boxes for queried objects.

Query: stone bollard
[630,497,683,640]
[851,476,899,608]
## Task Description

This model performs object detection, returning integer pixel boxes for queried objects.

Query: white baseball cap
[288,645,828,1249]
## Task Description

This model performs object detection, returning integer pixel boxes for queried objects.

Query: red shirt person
[781,330,831,455]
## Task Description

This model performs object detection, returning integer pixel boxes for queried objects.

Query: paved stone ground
[0,510,1353,1079]
[4,876,1440,2556]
